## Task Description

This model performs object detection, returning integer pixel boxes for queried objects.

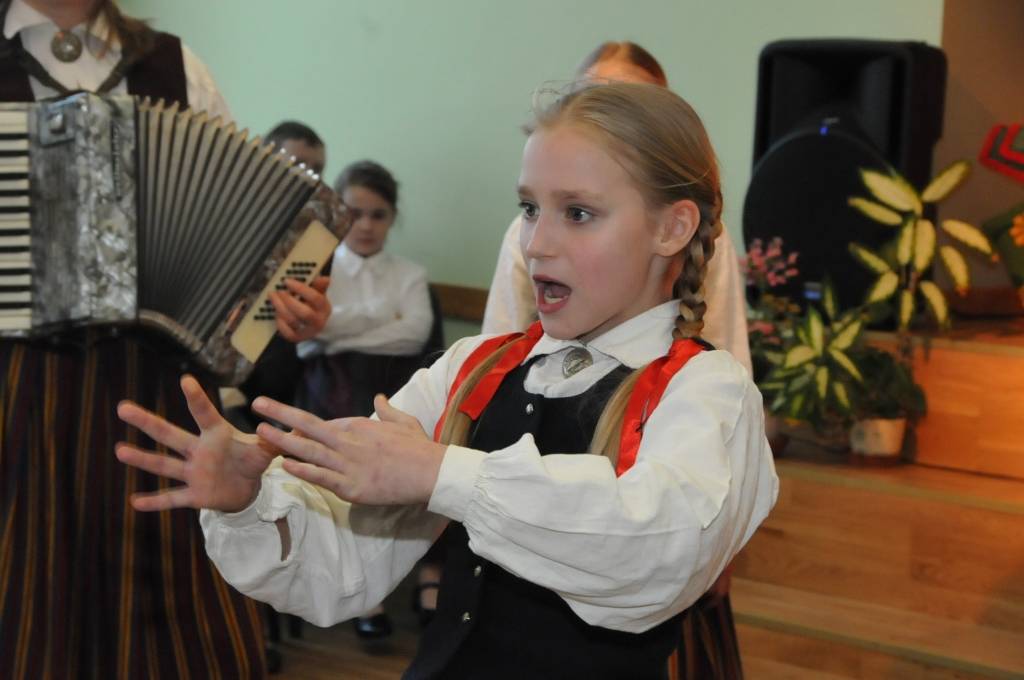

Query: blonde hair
[441,84,723,468]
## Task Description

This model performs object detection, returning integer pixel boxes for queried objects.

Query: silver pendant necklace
[561,347,593,378]
[51,30,83,63]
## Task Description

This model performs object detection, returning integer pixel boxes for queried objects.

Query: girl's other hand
[253,394,446,506]
[115,375,277,513]
[270,275,332,343]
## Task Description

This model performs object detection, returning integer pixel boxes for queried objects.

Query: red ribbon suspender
[432,322,544,442]
[616,338,704,476]
[433,323,704,478]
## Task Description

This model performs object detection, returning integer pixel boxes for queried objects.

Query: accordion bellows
[0,93,349,383]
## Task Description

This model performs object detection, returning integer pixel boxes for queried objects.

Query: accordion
[0,93,349,383]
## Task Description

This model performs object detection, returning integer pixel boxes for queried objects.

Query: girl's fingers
[257,422,345,473]
[180,375,225,432]
[309,275,330,294]
[253,398,336,445]
[280,458,351,499]
[373,395,423,431]
[129,487,195,512]
[115,444,187,482]
[117,400,196,456]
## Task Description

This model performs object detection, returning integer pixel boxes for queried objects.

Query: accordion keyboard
[0,109,31,331]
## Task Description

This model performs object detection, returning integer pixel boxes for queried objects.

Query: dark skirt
[0,331,266,679]
[670,594,744,680]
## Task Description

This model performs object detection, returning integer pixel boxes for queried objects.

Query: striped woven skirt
[669,593,744,680]
[0,332,265,679]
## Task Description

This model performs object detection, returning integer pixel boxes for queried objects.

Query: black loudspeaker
[743,39,947,310]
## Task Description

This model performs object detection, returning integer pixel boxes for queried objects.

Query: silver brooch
[562,347,593,378]
[51,30,83,63]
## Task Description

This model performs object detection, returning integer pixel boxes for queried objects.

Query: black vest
[0,14,188,107]
[405,360,682,680]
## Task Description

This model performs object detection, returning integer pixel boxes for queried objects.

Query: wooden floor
[272,617,417,680]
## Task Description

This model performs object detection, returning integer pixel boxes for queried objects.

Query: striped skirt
[0,332,266,679]
[669,594,744,680]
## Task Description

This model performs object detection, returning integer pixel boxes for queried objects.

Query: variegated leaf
[940,219,993,256]
[897,218,915,266]
[783,345,816,369]
[919,280,950,326]
[921,160,970,203]
[913,218,936,272]
[898,289,915,330]
[894,173,924,215]
[828,347,863,382]
[861,169,920,213]
[789,393,805,418]
[807,308,824,355]
[849,242,892,275]
[848,197,903,225]
[939,245,970,293]
[829,318,863,351]
[866,271,899,304]
[822,280,838,322]
[786,370,812,394]
[815,366,828,399]
[833,381,851,410]
[763,350,785,366]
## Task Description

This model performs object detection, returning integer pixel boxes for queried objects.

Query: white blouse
[296,243,433,358]
[482,215,754,375]
[3,0,231,121]
[202,300,778,633]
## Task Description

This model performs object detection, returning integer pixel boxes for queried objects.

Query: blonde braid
[674,214,721,340]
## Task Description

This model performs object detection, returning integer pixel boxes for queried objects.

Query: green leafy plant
[740,237,801,384]
[846,346,926,421]
[757,280,866,431]
[847,160,995,332]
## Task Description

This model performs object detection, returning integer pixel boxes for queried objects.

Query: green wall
[125,0,943,338]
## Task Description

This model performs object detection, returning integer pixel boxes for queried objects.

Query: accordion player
[0,92,349,384]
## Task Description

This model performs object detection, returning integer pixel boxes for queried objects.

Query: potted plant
[844,160,994,460]
[740,237,801,453]
[845,345,926,462]
[756,279,866,452]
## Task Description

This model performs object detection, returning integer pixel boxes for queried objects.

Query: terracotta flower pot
[849,418,907,465]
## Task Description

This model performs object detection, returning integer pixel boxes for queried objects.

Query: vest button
[473,565,482,577]
[461,611,472,623]
[525,403,534,415]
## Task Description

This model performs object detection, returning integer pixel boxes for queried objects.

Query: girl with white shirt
[116,83,778,679]
[295,160,434,421]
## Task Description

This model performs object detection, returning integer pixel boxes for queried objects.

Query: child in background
[116,82,778,679]
[294,160,437,638]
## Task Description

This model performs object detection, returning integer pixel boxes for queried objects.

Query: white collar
[335,242,388,277]
[4,0,116,49]
[525,299,679,369]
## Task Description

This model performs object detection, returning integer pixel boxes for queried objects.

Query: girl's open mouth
[534,276,572,314]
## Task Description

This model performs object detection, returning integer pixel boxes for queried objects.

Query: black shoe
[412,582,441,628]
[265,646,283,674]
[352,612,393,639]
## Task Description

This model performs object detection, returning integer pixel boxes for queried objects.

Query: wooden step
[732,579,1024,678]
[867,318,1024,480]
[732,459,1024,678]
[737,623,992,679]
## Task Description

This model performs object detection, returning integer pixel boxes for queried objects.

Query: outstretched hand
[252,393,447,506]
[115,375,277,513]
